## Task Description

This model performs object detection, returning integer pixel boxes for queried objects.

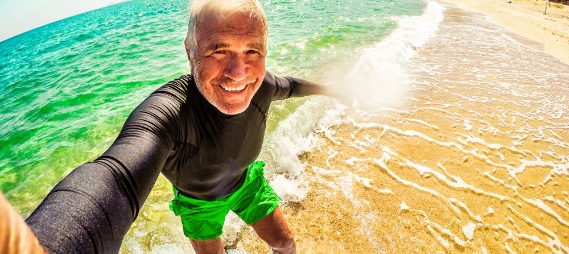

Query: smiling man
[24,0,332,253]
[167,1,318,253]
[189,5,267,115]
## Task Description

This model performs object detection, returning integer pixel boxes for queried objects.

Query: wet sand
[236,2,569,253]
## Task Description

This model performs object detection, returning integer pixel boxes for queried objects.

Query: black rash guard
[25,71,326,254]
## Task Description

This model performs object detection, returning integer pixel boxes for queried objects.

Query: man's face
[190,12,267,115]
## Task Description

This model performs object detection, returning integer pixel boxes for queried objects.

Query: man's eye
[246,50,259,55]
[212,50,226,55]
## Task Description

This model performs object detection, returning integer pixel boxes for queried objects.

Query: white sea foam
[462,222,476,240]
[260,97,344,191]
[400,201,409,211]
[323,1,444,109]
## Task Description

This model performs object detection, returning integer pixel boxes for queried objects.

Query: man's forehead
[197,12,266,48]
[199,11,264,32]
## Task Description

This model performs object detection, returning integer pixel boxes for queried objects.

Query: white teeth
[220,84,246,92]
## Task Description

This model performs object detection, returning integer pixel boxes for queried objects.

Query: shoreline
[436,0,569,65]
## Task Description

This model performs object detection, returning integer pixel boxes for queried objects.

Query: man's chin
[215,102,249,115]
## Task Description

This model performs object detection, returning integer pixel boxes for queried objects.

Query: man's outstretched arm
[267,71,342,100]
[25,91,180,254]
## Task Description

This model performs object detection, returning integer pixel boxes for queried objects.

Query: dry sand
[437,0,569,65]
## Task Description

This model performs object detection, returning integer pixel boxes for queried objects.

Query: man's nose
[224,54,248,81]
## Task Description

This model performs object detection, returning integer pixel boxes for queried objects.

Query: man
[25,0,334,253]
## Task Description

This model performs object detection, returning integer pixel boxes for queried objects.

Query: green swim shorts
[169,161,280,241]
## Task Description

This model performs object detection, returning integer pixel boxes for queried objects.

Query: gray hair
[186,0,268,60]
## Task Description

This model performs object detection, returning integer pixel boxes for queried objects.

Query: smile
[219,83,248,92]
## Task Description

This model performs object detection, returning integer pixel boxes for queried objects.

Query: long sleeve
[25,90,181,253]
[267,71,330,100]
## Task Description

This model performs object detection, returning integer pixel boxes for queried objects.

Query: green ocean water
[0,0,426,217]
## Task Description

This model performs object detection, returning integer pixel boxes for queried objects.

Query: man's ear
[184,37,194,73]
[184,37,192,60]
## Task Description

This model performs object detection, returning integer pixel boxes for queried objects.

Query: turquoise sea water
[0,0,426,216]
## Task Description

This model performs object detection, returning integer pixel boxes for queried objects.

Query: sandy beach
[437,0,569,65]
